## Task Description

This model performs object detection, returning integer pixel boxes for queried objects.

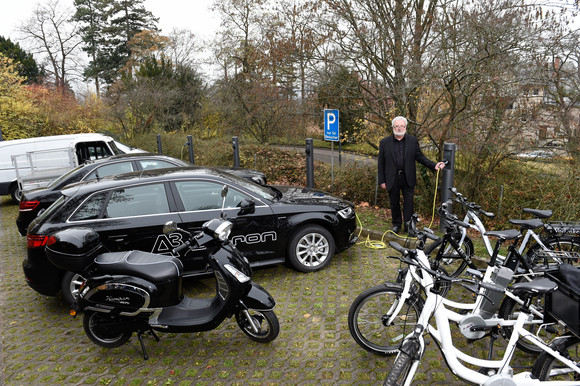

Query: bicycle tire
[348,283,422,356]
[497,295,564,354]
[424,232,473,277]
[383,339,420,386]
[527,235,580,269]
[531,335,580,381]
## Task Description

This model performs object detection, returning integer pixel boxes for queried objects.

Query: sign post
[324,109,340,187]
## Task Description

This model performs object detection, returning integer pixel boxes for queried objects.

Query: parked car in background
[23,167,357,304]
[0,133,141,203]
[515,149,555,160]
[16,153,267,236]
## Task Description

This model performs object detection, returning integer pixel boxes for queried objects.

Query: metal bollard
[187,135,195,164]
[440,142,456,213]
[232,136,240,169]
[305,138,314,188]
[156,134,162,154]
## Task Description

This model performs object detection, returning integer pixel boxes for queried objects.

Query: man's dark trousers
[388,172,414,227]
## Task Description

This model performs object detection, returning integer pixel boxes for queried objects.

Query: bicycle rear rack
[544,221,580,235]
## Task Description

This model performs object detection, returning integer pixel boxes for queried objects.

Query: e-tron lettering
[232,231,277,246]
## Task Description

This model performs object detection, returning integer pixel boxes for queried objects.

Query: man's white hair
[392,116,407,127]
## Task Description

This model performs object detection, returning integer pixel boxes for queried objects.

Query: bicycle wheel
[348,283,422,356]
[425,232,473,277]
[527,235,580,269]
[383,339,421,386]
[498,295,564,354]
[531,335,580,381]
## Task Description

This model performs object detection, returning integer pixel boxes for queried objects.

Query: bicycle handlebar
[449,187,495,218]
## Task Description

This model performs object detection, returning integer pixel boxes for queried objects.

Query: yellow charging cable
[357,168,441,249]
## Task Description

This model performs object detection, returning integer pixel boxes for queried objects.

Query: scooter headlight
[225,263,250,283]
[213,220,233,241]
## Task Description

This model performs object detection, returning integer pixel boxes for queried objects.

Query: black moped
[45,186,279,359]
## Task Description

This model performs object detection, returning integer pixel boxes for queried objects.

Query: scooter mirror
[221,185,229,198]
[163,221,178,234]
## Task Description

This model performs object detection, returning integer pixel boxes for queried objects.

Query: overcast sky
[0,0,220,41]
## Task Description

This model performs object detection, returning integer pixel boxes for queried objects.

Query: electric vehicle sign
[324,109,339,141]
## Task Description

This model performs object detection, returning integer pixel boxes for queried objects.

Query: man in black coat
[378,116,445,235]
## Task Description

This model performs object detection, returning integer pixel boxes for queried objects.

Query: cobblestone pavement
[0,198,537,385]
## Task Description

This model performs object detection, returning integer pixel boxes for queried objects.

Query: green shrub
[119,134,579,225]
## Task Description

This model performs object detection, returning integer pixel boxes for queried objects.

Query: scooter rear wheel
[83,310,133,348]
[235,309,279,343]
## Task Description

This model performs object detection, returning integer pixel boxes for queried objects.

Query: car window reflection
[175,181,249,211]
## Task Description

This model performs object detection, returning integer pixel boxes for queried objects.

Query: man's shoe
[392,225,401,233]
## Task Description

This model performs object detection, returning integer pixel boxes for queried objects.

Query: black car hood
[274,186,352,209]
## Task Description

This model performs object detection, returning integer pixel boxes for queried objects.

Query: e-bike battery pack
[478,266,514,318]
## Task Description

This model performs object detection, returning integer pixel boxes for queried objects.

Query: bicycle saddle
[523,208,552,219]
[484,229,521,240]
[510,277,558,297]
[508,218,544,230]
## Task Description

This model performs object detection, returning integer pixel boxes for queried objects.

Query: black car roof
[61,166,253,197]
[88,152,189,165]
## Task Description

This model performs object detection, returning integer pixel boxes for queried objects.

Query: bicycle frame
[387,257,544,331]
[396,249,580,385]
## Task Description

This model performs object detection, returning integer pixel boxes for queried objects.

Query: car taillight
[27,235,49,248]
[19,200,40,211]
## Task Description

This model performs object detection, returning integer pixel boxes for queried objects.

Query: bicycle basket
[545,263,580,337]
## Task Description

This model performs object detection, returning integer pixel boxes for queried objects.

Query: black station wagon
[16,153,267,235]
[23,167,358,303]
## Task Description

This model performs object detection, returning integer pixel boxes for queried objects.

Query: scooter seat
[94,251,183,283]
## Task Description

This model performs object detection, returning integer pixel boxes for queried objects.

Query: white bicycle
[449,187,580,271]
[383,230,580,385]
[348,214,568,356]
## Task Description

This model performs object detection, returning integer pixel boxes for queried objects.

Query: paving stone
[0,198,537,385]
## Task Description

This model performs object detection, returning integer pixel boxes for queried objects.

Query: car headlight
[338,206,354,219]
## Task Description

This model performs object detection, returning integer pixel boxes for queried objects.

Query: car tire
[287,224,335,272]
[9,183,21,204]
[61,271,86,305]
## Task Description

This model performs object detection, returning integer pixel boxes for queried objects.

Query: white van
[0,133,141,203]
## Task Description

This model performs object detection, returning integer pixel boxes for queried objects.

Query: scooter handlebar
[173,240,191,255]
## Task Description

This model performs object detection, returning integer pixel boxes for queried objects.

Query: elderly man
[378,116,445,235]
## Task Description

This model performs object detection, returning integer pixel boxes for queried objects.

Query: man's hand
[380,183,387,189]
[435,162,446,171]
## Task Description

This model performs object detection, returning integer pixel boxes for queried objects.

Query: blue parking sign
[324,109,339,141]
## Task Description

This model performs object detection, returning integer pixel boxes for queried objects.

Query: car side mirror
[238,198,255,215]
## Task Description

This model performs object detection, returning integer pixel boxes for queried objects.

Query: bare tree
[19,0,83,90]
[322,0,442,139]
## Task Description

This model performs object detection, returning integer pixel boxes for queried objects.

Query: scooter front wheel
[83,310,133,348]
[235,309,279,343]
